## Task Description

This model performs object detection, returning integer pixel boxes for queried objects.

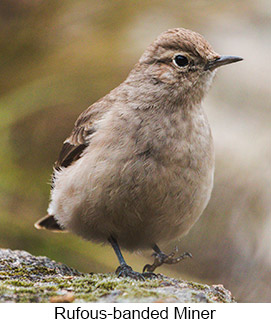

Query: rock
[0,248,235,303]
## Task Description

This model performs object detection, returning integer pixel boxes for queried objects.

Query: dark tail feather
[34,214,66,232]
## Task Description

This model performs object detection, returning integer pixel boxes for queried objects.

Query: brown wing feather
[54,95,111,170]
[55,142,87,169]
[55,126,95,169]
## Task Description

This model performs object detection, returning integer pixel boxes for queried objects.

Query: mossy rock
[0,248,235,303]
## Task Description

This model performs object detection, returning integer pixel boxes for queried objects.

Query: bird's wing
[54,101,106,169]
[55,121,94,169]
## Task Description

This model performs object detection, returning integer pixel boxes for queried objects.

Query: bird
[35,28,243,280]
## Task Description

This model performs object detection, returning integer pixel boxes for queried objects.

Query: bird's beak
[205,55,243,71]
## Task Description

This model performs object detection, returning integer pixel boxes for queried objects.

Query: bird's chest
[134,107,214,174]
[128,107,214,222]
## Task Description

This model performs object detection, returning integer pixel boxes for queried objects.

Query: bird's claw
[116,264,145,280]
[143,247,192,273]
[116,264,157,281]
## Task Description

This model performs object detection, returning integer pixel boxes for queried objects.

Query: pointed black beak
[205,55,243,71]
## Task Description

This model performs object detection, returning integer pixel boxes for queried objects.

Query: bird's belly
[126,155,215,249]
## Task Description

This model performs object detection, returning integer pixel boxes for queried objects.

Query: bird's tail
[34,214,67,232]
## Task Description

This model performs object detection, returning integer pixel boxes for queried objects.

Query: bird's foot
[116,264,158,280]
[143,247,192,273]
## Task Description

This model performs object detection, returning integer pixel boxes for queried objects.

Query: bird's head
[130,28,242,108]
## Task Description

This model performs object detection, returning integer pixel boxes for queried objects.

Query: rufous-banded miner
[35,28,242,279]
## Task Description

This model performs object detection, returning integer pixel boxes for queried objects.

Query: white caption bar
[0,303,267,322]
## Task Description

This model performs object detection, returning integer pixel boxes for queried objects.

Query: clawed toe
[116,264,146,281]
[162,249,192,265]
[143,246,192,273]
[142,271,158,279]
[143,263,154,273]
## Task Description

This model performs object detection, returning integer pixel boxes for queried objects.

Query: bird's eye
[173,55,189,67]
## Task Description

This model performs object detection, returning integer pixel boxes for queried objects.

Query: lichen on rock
[0,248,235,303]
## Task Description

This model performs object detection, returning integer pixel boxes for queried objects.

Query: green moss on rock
[0,248,235,303]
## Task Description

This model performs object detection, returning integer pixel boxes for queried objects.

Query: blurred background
[0,0,270,302]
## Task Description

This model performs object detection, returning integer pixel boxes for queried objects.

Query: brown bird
[35,28,242,279]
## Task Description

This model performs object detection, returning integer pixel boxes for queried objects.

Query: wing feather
[54,101,106,169]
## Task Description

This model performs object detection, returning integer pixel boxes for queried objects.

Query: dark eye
[174,55,189,67]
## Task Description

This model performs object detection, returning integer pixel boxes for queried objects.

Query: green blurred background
[0,0,270,302]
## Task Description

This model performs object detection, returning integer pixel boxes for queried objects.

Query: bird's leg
[143,244,192,273]
[108,236,156,280]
